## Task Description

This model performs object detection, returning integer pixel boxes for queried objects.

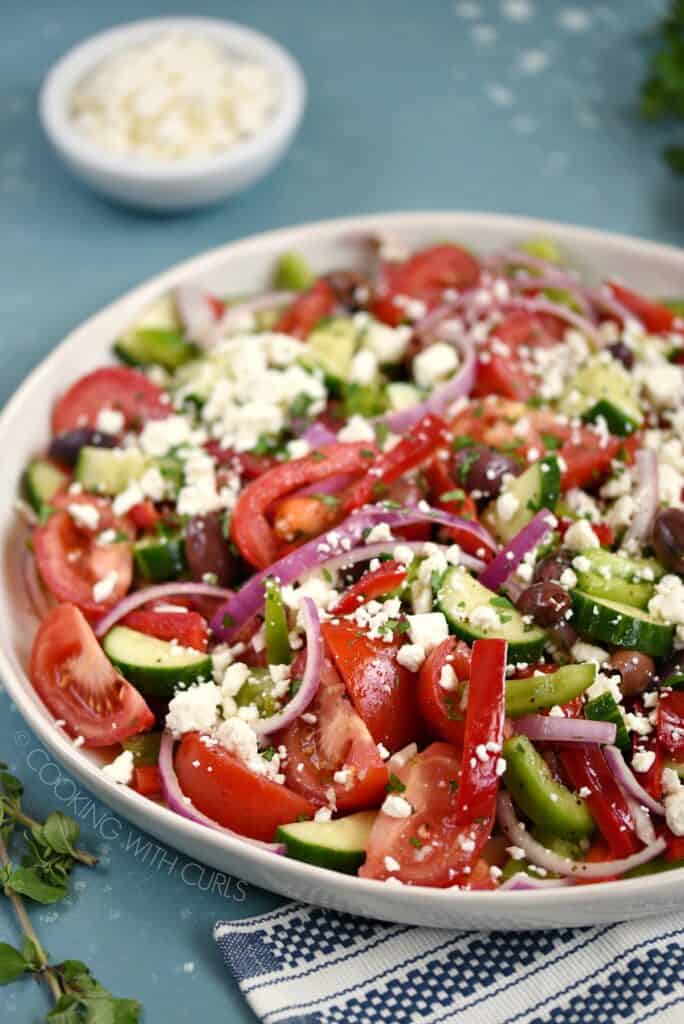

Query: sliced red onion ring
[321,540,484,578]
[513,716,616,745]
[210,290,294,340]
[478,509,554,592]
[158,732,285,854]
[175,283,219,345]
[603,745,665,817]
[23,552,52,621]
[587,284,642,330]
[513,296,602,347]
[94,582,233,638]
[625,793,657,847]
[252,597,322,736]
[507,274,593,319]
[302,421,339,447]
[498,873,573,891]
[624,448,658,550]
[211,504,495,641]
[382,340,477,434]
[296,472,357,498]
[497,792,666,879]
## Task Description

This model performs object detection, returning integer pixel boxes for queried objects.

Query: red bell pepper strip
[657,691,684,760]
[274,279,337,339]
[230,442,375,569]
[331,559,407,615]
[133,765,162,797]
[608,282,679,335]
[559,746,639,858]
[424,453,485,556]
[451,638,507,825]
[342,413,451,515]
[127,500,160,532]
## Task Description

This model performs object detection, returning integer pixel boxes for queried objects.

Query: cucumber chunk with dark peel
[584,691,630,753]
[24,459,69,514]
[573,550,663,610]
[134,534,186,582]
[570,590,674,657]
[103,626,210,698]
[484,457,560,543]
[276,811,376,873]
[115,328,199,371]
[75,447,146,495]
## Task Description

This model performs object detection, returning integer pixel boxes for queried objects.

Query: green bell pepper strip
[503,735,595,840]
[264,579,292,666]
[505,663,595,718]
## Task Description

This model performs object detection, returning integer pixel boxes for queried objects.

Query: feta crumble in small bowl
[39,17,306,211]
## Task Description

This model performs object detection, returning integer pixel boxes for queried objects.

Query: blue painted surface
[0,0,680,1019]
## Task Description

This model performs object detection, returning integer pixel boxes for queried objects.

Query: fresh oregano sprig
[0,761,142,1021]
[640,0,684,173]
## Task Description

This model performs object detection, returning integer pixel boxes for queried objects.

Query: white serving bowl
[2,211,683,929]
[39,17,306,212]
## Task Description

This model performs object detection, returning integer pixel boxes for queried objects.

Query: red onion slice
[175,283,220,345]
[603,745,665,817]
[94,582,233,639]
[512,296,602,347]
[498,873,573,891]
[507,274,594,319]
[158,732,285,854]
[211,290,295,340]
[210,504,496,641]
[478,509,554,592]
[382,340,477,434]
[513,716,616,745]
[302,421,339,447]
[320,540,484,578]
[497,792,666,879]
[624,448,658,550]
[252,597,322,736]
[625,793,657,847]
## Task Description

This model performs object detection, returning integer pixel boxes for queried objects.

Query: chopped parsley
[386,773,406,794]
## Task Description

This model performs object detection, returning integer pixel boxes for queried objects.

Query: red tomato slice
[558,433,624,492]
[559,746,639,858]
[332,560,407,615]
[274,280,337,338]
[127,500,160,532]
[34,497,133,619]
[372,245,480,327]
[417,637,472,745]
[451,638,507,825]
[631,730,664,802]
[360,741,492,886]
[121,609,208,652]
[608,282,678,335]
[424,454,482,555]
[205,441,279,480]
[52,367,170,435]
[175,732,315,841]
[473,311,559,402]
[657,691,684,759]
[29,603,154,747]
[133,764,162,797]
[342,413,450,514]
[230,442,374,569]
[322,620,419,752]
[277,657,388,813]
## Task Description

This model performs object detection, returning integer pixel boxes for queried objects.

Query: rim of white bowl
[38,16,307,182]
[2,210,683,919]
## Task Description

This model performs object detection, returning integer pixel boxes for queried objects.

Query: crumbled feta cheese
[559,568,577,590]
[469,604,501,633]
[563,519,599,552]
[397,644,426,672]
[412,343,459,389]
[96,407,125,434]
[381,794,413,818]
[632,749,656,774]
[548,705,565,718]
[365,522,394,544]
[393,544,415,566]
[166,682,220,737]
[565,488,600,522]
[68,502,100,530]
[337,414,376,443]
[383,855,401,873]
[585,672,622,704]
[139,466,166,502]
[314,807,333,823]
[439,664,458,691]
[624,711,653,737]
[649,575,684,626]
[349,348,378,386]
[102,749,134,786]
[606,494,637,530]
[496,490,520,523]
[506,845,526,861]
[92,570,118,604]
[286,438,311,460]
[407,612,449,653]
[662,769,684,836]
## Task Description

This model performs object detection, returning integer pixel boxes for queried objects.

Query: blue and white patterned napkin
[215,903,684,1024]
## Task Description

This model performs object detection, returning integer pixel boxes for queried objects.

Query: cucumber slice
[24,459,69,514]
[273,251,314,292]
[115,328,198,371]
[303,317,359,384]
[560,357,643,436]
[503,735,595,840]
[584,692,630,753]
[103,626,211,698]
[276,811,376,873]
[437,567,546,663]
[483,456,560,543]
[570,590,674,657]
[122,732,162,766]
[75,447,146,495]
[386,382,423,411]
[573,550,663,610]
[505,663,595,717]
[134,534,186,582]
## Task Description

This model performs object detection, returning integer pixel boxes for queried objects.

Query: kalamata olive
[607,340,634,370]
[324,270,370,311]
[516,582,572,628]
[184,511,238,587]
[452,444,521,499]
[534,549,574,585]
[652,508,684,574]
[608,650,655,697]
[48,428,118,468]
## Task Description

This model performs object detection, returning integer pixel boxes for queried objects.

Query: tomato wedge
[360,741,492,886]
[332,560,407,615]
[52,367,169,435]
[121,609,209,652]
[608,282,679,335]
[30,604,154,747]
[175,732,315,841]
[559,746,639,858]
[451,638,507,825]
[632,732,664,802]
[322,620,419,752]
[277,657,388,813]
[127,500,160,532]
[34,497,133,619]
[657,691,684,759]
[372,244,480,327]
[558,433,624,492]
[424,454,481,554]
[417,637,472,745]
[230,442,374,569]
[274,279,337,338]
[342,413,450,514]
[133,765,162,797]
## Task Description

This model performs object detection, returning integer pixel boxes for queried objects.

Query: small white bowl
[39,17,306,212]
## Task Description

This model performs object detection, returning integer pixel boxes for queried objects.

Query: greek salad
[19,236,684,890]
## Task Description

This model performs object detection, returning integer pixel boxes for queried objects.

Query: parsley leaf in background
[641,0,684,173]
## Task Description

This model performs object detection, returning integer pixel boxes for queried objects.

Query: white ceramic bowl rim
[2,211,684,927]
[39,16,307,181]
